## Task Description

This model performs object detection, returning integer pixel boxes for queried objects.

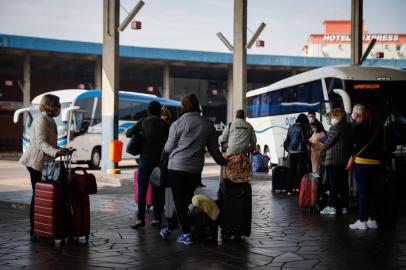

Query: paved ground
[0,169,406,270]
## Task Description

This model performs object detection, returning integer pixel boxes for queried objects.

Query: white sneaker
[320,207,337,215]
[349,220,367,230]
[367,219,378,229]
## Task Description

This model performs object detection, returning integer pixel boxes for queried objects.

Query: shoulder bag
[149,151,169,188]
[345,127,379,171]
[126,120,144,156]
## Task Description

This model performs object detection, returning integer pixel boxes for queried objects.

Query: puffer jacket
[322,121,353,166]
[283,123,307,153]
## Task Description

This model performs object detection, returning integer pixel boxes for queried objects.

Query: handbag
[345,127,379,171]
[126,120,144,156]
[149,151,169,188]
[70,167,97,195]
[41,160,67,182]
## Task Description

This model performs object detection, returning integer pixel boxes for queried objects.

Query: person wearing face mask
[308,121,327,176]
[19,94,71,241]
[349,104,384,230]
[319,108,353,215]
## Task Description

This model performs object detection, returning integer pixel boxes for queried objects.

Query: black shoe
[130,219,145,229]
[198,183,206,188]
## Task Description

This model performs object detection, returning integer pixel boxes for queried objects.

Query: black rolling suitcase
[218,179,251,239]
[271,165,289,191]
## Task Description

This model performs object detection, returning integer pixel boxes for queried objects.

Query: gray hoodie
[164,112,227,174]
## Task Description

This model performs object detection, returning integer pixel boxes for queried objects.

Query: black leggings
[27,167,42,232]
[167,170,200,234]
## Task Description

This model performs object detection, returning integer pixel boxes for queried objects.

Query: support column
[23,55,30,109]
[227,66,233,123]
[351,0,363,65]
[95,57,102,89]
[102,0,119,172]
[163,64,170,98]
[232,0,247,119]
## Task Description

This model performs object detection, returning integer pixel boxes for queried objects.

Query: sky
[0,0,405,56]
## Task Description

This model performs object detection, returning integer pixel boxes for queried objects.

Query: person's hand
[56,148,70,157]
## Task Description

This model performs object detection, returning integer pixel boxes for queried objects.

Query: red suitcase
[34,182,70,245]
[298,173,319,208]
[134,170,152,207]
[70,193,90,243]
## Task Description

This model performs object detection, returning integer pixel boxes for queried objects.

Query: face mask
[312,128,317,133]
[308,116,315,124]
[331,118,338,125]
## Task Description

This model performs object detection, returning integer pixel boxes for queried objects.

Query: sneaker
[349,220,368,230]
[160,227,172,240]
[176,233,193,245]
[130,219,145,229]
[151,219,161,227]
[367,219,378,229]
[341,208,349,215]
[320,206,337,215]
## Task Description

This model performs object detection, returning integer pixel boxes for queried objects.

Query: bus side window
[74,97,94,131]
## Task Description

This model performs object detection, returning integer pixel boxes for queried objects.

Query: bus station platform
[0,161,405,270]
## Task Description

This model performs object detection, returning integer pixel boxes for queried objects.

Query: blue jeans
[137,159,158,221]
[27,167,42,232]
[354,163,380,222]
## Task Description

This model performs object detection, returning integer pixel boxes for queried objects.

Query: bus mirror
[61,106,80,122]
[332,89,352,114]
[13,108,30,123]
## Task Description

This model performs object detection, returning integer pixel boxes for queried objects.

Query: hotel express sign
[323,34,400,42]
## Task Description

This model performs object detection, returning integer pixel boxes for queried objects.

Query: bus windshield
[24,103,70,141]
[345,80,406,145]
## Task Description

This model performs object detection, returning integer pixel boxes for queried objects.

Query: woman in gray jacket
[19,94,70,240]
[160,93,227,245]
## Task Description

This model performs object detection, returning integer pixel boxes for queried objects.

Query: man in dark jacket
[127,101,170,229]
[320,108,353,215]
[283,113,309,194]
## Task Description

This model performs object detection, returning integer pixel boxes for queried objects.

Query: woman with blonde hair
[319,107,353,215]
[19,94,70,241]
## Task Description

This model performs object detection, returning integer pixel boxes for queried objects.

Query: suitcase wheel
[48,239,55,246]
[30,234,38,242]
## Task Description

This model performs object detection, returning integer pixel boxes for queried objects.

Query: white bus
[246,65,406,165]
[14,89,181,168]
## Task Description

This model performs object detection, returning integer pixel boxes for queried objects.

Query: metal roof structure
[1,34,405,69]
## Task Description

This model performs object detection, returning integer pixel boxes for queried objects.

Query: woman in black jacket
[349,104,383,230]
[319,108,353,215]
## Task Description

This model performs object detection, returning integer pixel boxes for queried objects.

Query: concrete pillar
[95,57,102,89]
[351,0,363,65]
[23,55,30,109]
[102,0,119,172]
[163,64,170,98]
[232,0,247,119]
[227,66,233,123]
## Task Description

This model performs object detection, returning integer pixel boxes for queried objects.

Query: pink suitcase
[134,170,152,207]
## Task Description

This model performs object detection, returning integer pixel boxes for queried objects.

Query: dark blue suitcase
[271,165,289,191]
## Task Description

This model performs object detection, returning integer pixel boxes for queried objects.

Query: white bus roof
[31,89,159,104]
[32,89,87,104]
[247,65,406,97]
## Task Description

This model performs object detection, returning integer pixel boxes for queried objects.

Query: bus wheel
[88,147,101,169]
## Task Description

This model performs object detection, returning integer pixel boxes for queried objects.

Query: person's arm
[323,125,340,150]
[249,125,257,152]
[283,128,291,150]
[207,124,227,165]
[126,121,142,138]
[35,118,59,157]
[164,123,178,154]
[218,122,230,145]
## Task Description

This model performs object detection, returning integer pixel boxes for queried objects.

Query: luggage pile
[33,155,97,245]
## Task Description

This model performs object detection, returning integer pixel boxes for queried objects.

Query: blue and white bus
[246,65,406,165]
[14,89,181,168]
